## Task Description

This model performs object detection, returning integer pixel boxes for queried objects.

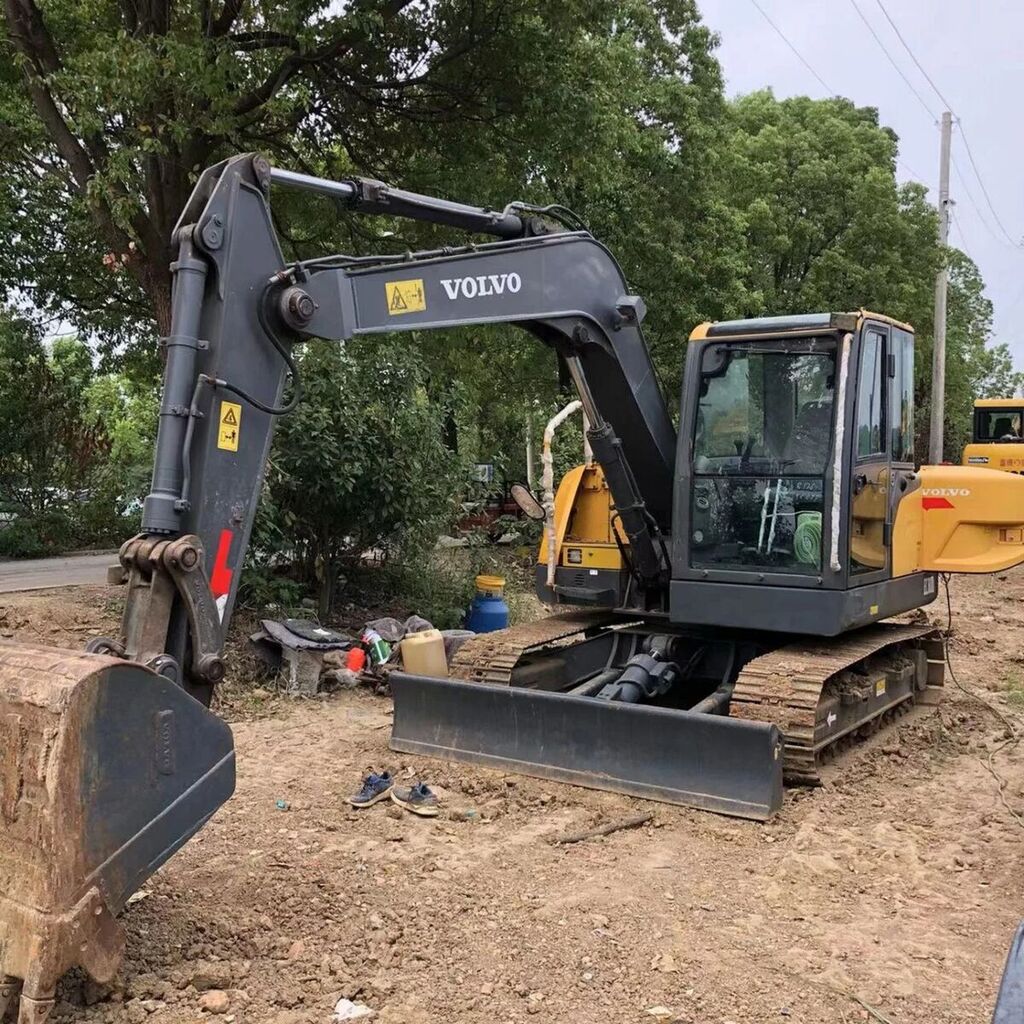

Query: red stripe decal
[922,497,954,510]
[210,529,234,598]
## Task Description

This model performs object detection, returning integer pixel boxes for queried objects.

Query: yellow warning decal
[869,604,879,615]
[875,678,886,696]
[217,401,242,452]
[385,278,426,315]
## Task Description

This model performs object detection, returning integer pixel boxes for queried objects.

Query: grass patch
[1001,671,1024,706]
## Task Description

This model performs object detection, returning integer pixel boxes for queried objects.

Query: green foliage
[256,337,461,615]
[76,370,160,537]
[0,2,1020,591]
[721,92,940,323]
[0,0,731,371]
[719,90,1017,461]
[919,250,1024,458]
[375,561,478,632]
[0,509,74,558]
[0,314,156,555]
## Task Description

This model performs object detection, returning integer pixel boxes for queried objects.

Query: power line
[746,0,836,97]
[872,0,958,112]
[957,122,1024,248]
[953,155,1024,255]
[847,0,937,122]
[950,155,1012,251]
[746,0,926,189]
[949,208,978,267]
[896,158,927,186]
[1001,279,1024,321]
[871,0,1023,250]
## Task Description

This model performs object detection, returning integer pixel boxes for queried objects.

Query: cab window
[690,338,835,575]
[855,330,885,459]
[890,327,914,463]
[975,408,1024,441]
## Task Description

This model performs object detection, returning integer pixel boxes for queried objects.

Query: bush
[0,509,74,558]
[0,320,159,557]
[256,338,463,615]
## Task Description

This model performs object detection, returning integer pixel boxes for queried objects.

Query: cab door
[848,324,891,581]
[886,325,917,569]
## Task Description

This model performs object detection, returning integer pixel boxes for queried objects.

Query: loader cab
[963,399,1024,473]
[671,312,934,636]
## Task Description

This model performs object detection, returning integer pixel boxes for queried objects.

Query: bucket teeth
[16,994,55,1024]
[0,977,20,1020]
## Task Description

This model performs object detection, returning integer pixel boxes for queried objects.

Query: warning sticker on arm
[218,401,242,452]
[385,279,426,315]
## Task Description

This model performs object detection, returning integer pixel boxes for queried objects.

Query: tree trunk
[443,404,458,453]
[317,560,335,620]
[147,264,174,338]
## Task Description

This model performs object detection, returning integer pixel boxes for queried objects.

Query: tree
[0,0,731,369]
[0,312,53,509]
[1,0,516,340]
[720,91,939,327]
[0,317,158,554]
[716,90,1024,461]
[0,322,97,551]
[263,337,460,615]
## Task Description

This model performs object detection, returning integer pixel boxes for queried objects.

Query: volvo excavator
[4,154,1024,1019]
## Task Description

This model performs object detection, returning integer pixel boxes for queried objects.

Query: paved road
[0,552,118,593]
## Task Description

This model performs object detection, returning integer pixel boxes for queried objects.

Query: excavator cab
[683,316,1024,591]
[541,312,1024,630]
[672,312,931,634]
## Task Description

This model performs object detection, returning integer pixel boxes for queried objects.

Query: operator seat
[993,417,1014,439]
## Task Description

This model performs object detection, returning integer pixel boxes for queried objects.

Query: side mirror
[510,483,545,521]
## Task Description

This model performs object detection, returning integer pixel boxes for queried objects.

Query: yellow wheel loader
[964,397,1024,472]
[3,155,1024,1018]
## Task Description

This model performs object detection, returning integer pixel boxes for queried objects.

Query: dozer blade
[390,672,783,820]
[0,642,234,1021]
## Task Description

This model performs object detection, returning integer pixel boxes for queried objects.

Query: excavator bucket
[389,673,784,820]
[0,643,234,1020]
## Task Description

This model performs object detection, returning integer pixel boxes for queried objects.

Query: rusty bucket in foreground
[0,643,234,1023]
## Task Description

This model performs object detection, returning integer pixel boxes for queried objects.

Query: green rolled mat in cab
[794,511,822,567]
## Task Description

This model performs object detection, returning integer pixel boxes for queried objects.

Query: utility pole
[928,111,953,464]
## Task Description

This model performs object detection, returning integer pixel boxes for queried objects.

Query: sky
[698,0,1024,365]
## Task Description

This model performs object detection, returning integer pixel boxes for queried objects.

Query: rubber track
[450,609,617,685]
[729,622,943,785]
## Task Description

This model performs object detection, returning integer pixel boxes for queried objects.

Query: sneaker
[390,782,440,817]
[348,771,394,807]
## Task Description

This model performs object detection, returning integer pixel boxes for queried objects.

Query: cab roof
[688,310,914,341]
[974,398,1024,408]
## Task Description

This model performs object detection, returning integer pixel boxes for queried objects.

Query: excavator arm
[0,154,685,1016]
[119,154,677,703]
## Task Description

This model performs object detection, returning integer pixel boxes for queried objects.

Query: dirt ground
[6,570,1024,1024]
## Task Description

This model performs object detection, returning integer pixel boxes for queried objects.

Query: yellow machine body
[545,441,1024,583]
[538,463,626,572]
[892,465,1024,574]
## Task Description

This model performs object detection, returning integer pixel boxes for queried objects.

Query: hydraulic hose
[207,285,303,416]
